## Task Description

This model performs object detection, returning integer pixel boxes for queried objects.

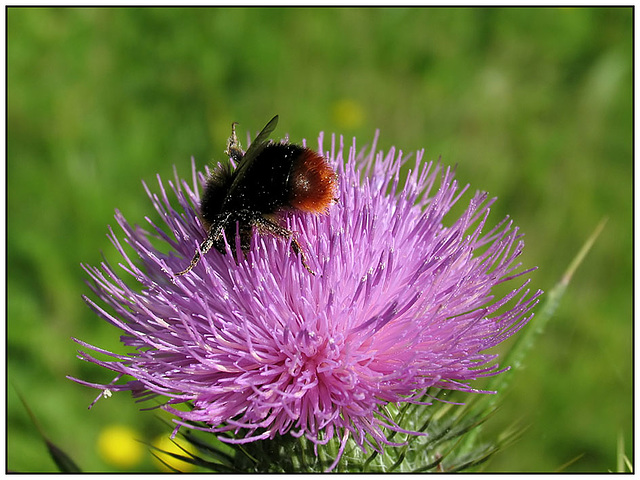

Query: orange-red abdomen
[289,148,337,213]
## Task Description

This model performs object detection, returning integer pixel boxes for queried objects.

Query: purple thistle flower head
[71,128,542,470]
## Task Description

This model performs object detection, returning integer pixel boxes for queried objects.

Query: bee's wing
[228,115,279,193]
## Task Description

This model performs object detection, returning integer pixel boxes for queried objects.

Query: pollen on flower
[71,127,542,472]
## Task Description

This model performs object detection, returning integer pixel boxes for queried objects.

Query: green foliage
[14,387,81,472]
[8,7,631,472]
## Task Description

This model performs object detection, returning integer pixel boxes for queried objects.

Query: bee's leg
[254,217,315,275]
[238,223,254,253]
[175,213,232,276]
[174,235,214,276]
[224,121,243,164]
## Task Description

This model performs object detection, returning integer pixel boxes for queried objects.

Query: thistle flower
[71,129,542,472]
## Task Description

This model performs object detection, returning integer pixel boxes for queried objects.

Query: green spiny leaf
[13,385,81,473]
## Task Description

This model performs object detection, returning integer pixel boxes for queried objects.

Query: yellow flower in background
[97,425,143,469]
[152,434,197,472]
[331,98,364,130]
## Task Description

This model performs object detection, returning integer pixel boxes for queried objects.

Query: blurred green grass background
[8,7,631,472]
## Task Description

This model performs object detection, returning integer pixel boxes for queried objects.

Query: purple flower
[71,130,542,471]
